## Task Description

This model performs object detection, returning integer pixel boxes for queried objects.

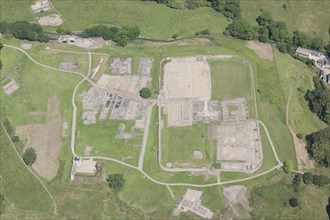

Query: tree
[306,127,330,167]
[283,161,293,174]
[289,198,299,207]
[256,11,273,26]
[303,172,314,184]
[292,31,311,47]
[268,21,288,42]
[23,148,36,166]
[311,37,325,51]
[139,87,152,98]
[107,174,125,191]
[225,19,255,40]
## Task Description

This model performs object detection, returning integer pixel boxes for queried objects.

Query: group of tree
[81,25,140,47]
[0,21,48,42]
[224,19,255,40]
[139,87,152,98]
[224,10,328,55]
[208,0,241,19]
[303,172,330,186]
[142,0,241,19]
[107,173,125,191]
[305,127,330,167]
[305,77,330,124]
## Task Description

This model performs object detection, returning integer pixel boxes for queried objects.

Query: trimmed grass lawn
[241,0,330,41]
[0,126,53,215]
[162,121,216,167]
[210,58,252,100]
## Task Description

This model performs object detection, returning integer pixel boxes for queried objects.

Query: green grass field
[162,120,216,167]
[1,47,81,127]
[0,0,229,40]
[250,173,330,219]
[75,111,142,166]
[241,0,330,41]
[273,48,327,138]
[0,126,54,216]
[210,58,252,100]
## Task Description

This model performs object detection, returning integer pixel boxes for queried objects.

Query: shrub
[11,136,19,143]
[297,87,305,93]
[313,175,330,186]
[172,34,178,39]
[289,198,298,207]
[23,148,37,166]
[283,161,293,174]
[139,87,152,98]
[199,29,210,35]
[277,43,287,53]
[292,173,302,192]
[303,172,314,184]
[296,133,303,140]
[0,194,5,214]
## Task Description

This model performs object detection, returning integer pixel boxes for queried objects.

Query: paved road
[138,103,155,170]
[70,51,92,156]
[84,155,279,187]
[1,122,58,215]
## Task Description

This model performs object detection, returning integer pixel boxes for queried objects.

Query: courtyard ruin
[210,120,262,172]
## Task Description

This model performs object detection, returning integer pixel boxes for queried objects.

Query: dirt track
[246,41,273,61]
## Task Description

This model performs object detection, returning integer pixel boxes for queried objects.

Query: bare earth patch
[16,94,62,180]
[223,185,251,219]
[246,41,273,61]
[38,14,63,26]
